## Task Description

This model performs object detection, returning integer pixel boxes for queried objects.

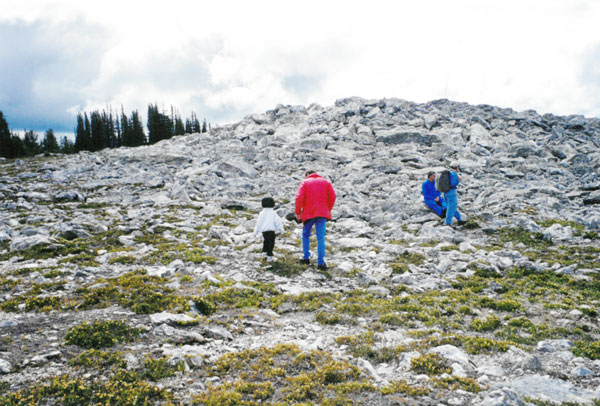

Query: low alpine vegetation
[64,320,143,349]
[410,353,451,376]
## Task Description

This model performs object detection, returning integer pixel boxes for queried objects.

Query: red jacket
[295,173,336,222]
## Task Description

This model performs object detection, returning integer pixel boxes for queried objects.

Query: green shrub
[462,336,512,354]
[474,267,502,278]
[580,307,598,318]
[265,254,308,277]
[193,297,216,315]
[107,255,137,265]
[202,343,369,405]
[495,227,552,249]
[471,315,501,332]
[0,372,170,405]
[0,282,72,313]
[78,269,190,314]
[192,388,244,406]
[380,380,429,396]
[43,269,68,278]
[144,245,217,265]
[573,341,600,360]
[336,332,402,364]
[462,219,481,230]
[70,349,126,369]
[389,251,426,274]
[26,295,65,312]
[433,376,482,393]
[480,297,520,312]
[410,353,451,376]
[315,311,342,325]
[201,282,281,311]
[234,382,274,400]
[142,357,185,381]
[64,320,143,349]
[507,316,534,329]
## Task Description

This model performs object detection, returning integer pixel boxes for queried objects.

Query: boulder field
[1,97,599,405]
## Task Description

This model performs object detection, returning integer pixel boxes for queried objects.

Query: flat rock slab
[503,375,599,404]
[150,312,197,325]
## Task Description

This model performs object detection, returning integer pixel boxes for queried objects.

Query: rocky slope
[1,97,600,405]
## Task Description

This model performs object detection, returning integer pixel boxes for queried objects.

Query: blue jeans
[302,217,327,266]
[424,198,447,217]
[444,189,461,225]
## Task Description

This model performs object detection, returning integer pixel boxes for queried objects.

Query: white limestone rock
[429,345,472,368]
[477,389,524,406]
[507,375,598,404]
[0,359,11,374]
[150,312,197,325]
[571,366,595,377]
[543,223,574,242]
[9,235,54,251]
[536,339,574,352]
[477,364,506,377]
[204,326,233,341]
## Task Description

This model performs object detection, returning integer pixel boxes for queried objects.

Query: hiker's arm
[295,183,305,219]
[328,183,336,211]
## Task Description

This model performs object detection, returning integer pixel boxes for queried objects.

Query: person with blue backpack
[439,162,465,227]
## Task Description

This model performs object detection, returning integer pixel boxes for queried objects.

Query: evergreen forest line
[0,104,208,159]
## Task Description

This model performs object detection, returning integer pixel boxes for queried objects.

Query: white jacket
[253,208,284,235]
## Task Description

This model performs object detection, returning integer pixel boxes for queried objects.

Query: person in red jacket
[295,170,336,269]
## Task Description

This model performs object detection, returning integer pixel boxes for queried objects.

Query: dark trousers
[262,231,275,256]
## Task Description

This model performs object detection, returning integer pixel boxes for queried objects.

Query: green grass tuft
[64,320,143,349]
[410,353,451,376]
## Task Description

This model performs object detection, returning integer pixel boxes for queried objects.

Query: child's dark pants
[262,231,275,256]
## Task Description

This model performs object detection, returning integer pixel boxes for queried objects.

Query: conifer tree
[191,112,201,133]
[174,116,185,135]
[120,108,130,147]
[100,110,108,148]
[147,103,173,144]
[60,136,75,154]
[115,115,122,147]
[130,110,146,146]
[74,113,86,152]
[8,134,24,158]
[42,129,59,153]
[202,118,207,133]
[23,130,41,156]
[84,113,91,150]
[171,106,185,136]
[105,110,116,148]
[0,111,12,158]
[0,112,26,158]
[147,104,158,144]
[90,110,104,151]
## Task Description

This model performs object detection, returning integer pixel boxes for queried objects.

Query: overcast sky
[1,0,599,136]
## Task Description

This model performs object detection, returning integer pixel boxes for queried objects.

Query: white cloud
[2,0,600,133]
[0,18,107,131]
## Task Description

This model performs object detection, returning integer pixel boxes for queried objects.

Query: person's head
[450,162,460,172]
[261,197,275,208]
[305,170,316,177]
[427,171,435,182]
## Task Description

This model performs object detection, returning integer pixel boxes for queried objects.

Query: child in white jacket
[253,197,285,261]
